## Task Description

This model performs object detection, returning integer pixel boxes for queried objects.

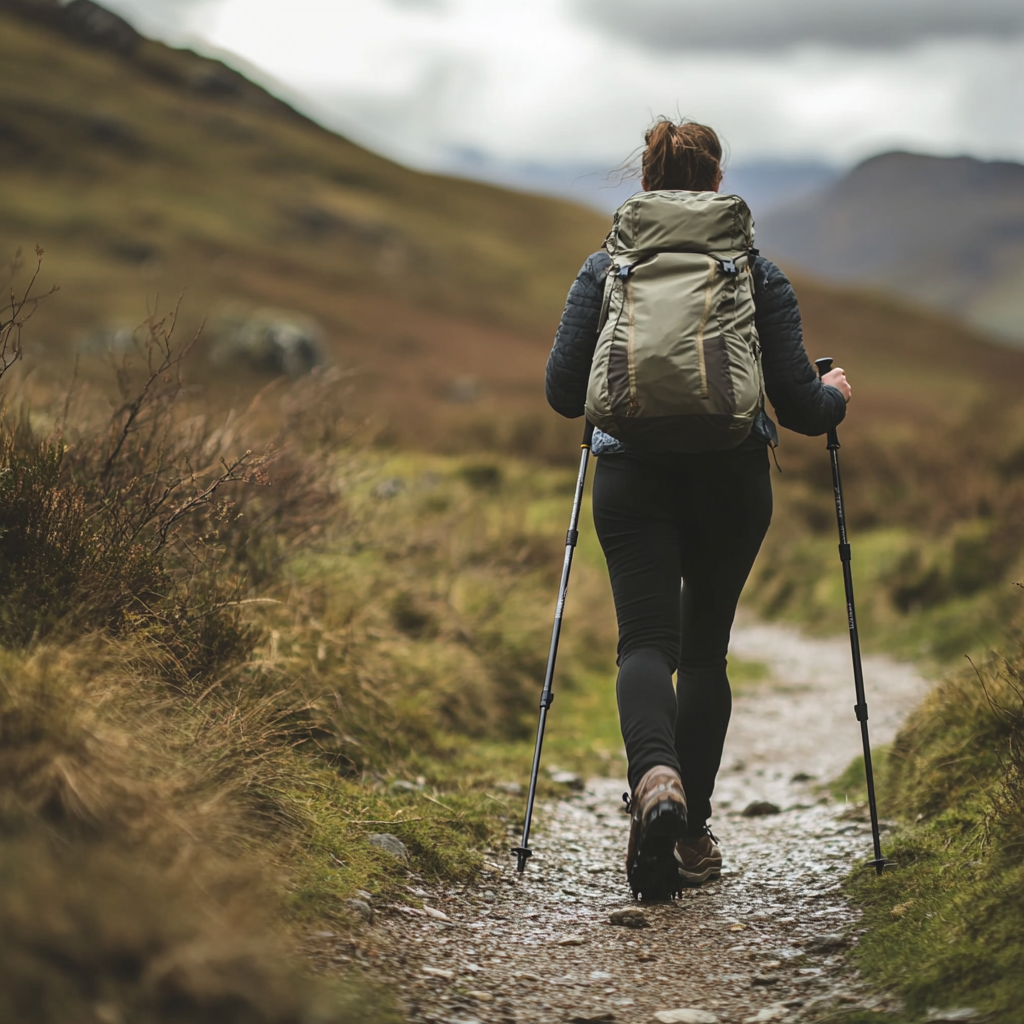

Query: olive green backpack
[585,190,764,452]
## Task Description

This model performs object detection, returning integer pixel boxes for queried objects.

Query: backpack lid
[607,190,754,259]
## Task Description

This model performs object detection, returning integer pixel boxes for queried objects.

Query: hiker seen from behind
[545,117,851,900]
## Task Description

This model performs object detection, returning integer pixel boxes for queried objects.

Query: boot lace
[695,823,719,844]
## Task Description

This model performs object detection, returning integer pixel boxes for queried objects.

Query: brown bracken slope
[4,3,1024,456]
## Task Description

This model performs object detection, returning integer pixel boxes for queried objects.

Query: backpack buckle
[617,262,634,279]
[718,258,738,275]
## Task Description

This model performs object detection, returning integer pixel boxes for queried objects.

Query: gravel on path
[307,619,932,1024]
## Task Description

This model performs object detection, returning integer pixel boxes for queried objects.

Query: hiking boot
[624,765,688,900]
[674,825,722,886]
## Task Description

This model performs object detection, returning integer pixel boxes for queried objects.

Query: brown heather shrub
[0,267,392,1021]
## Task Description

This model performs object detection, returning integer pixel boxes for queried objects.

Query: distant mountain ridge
[441,150,841,217]
[758,151,1024,343]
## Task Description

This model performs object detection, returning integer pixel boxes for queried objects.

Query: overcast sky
[102,0,1024,174]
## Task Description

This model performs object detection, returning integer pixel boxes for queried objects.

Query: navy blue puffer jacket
[545,250,846,453]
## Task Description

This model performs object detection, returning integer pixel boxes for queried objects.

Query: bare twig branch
[1,245,58,387]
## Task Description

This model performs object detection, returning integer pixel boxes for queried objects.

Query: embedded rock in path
[805,932,848,953]
[367,833,410,861]
[925,1010,985,1023]
[548,769,585,790]
[743,1008,786,1023]
[742,800,781,817]
[654,1010,719,1024]
[344,898,373,923]
[608,907,648,928]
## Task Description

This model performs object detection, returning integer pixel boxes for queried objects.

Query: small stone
[742,1010,784,1024]
[609,907,648,928]
[925,1010,984,1023]
[374,477,405,498]
[422,905,449,920]
[355,889,373,901]
[589,970,614,981]
[421,966,454,979]
[569,1014,616,1024]
[465,990,493,1002]
[496,782,523,796]
[549,769,585,790]
[390,779,420,792]
[654,1010,719,1024]
[729,923,746,932]
[752,974,781,986]
[742,800,782,817]
[805,932,848,953]
[790,772,815,782]
[481,889,496,902]
[557,934,587,946]
[343,899,373,923]
[367,833,410,861]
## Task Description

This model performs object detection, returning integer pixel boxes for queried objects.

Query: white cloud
[100,0,220,38]
[101,0,1024,172]
[576,0,1024,51]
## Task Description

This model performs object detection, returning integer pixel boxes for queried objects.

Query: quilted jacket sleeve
[755,257,847,437]
[545,251,612,418]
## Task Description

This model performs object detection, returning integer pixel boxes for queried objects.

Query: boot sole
[628,798,688,901]
[676,863,722,886]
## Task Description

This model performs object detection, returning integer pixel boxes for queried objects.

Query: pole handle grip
[815,358,841,449]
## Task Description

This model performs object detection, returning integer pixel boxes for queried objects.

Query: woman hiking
[545,118,851,899]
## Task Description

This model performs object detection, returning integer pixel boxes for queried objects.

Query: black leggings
[592,447,773,828]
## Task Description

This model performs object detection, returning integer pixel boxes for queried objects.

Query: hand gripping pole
[815,358,889,875]
[513,421,595,873]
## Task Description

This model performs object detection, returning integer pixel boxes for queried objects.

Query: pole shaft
[515,427,593,871]
[827,431,886,873]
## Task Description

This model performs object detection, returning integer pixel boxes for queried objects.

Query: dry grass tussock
[0,264,619,1022]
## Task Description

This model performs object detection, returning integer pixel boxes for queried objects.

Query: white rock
[367,833,410,861]
[654,1010,719,1024]
[421,966,454,979]
[742,1009,785,1023]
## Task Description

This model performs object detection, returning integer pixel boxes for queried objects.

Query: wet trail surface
[310,620,931,1024]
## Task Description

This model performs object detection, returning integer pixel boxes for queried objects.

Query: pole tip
[512,846,532,873]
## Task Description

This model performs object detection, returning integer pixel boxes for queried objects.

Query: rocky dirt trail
[308,619,932,1024]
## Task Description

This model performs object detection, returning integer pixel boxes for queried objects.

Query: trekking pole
[815,357,888,875]
[513,420,596,874]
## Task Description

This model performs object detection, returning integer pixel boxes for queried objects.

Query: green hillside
[1,3,608,445]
